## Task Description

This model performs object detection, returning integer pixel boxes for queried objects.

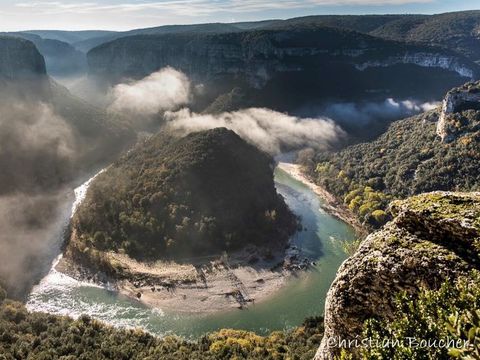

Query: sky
[0,0,478,31]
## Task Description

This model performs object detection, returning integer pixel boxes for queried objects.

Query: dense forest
[70,128,297,267]
[306,104,480,228]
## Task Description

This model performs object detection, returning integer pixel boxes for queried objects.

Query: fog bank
[109,67,191,116]
[165,108,345,155]
[0,99,77,297]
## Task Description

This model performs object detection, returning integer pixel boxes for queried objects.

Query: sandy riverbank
[57,243,311,314]
[277,162,367,237]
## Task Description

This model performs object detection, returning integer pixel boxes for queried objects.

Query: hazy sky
[0,0,478,31]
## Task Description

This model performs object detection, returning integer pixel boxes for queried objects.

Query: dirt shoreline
[277,162,367,238]
[57,242,313,314]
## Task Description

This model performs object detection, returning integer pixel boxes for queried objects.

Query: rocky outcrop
[437,81,480,142]
[0,36,46,79]
[354,52,475,78]
[315,192,480,359]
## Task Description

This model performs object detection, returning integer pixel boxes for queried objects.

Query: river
[26,166,356,338]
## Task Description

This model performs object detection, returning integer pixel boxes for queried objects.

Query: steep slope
[33,38,86,77]
[310,81,480,227]
[0,36,133,190]
[1,32,86,77]
[48,80,134,174]
[0,36,134,298]
[315,192,480,359]
[0,35,46,79]
[87,26,479,112]
[68,128,297,270]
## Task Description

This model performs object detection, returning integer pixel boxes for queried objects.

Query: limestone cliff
[87,27,480,110]
[315,192,480,359]
[88,28,478,87]
[0,36,46,79]
[437,80,480,142]
[1,32,87,77]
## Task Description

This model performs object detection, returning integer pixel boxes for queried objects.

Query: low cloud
[0,191,70,298]
[165,107,345,154]
[0,101,75,194]
[109,67,191,116]
[1,102,74,157]
[321,98,439,126]
[0,99,76,297]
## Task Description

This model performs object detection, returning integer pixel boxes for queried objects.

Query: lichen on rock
[315,192,480,359]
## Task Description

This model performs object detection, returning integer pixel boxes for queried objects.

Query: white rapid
[26,169,113,317]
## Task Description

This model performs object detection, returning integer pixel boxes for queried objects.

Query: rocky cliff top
[0,36,46,79]
[437,80,480,142]
[316,191,480,359]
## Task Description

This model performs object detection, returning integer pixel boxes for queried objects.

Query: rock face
[315,192,480,359]
[2,32,87,77]
[89,30,475,87]
[354,52,475,78]
[87,27,479,109]
[437,81,480,142]
[0,36,46,79]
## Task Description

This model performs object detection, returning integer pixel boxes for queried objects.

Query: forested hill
[306,81,480,228]
[69,128,297,267]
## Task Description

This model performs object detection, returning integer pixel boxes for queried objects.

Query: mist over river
[26,165,356,337]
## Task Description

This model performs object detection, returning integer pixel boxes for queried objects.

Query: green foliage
[0,296,323,360]
[72,128,297,264]
[370,210,387,224]
[311,108,480,229]
[356,271,480,359]
[447,309,480,359]
[341,238,362,257]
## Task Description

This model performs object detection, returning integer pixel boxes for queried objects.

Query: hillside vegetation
[0,285,322,360]
[70,128,297,266]
[308,83,480,228]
